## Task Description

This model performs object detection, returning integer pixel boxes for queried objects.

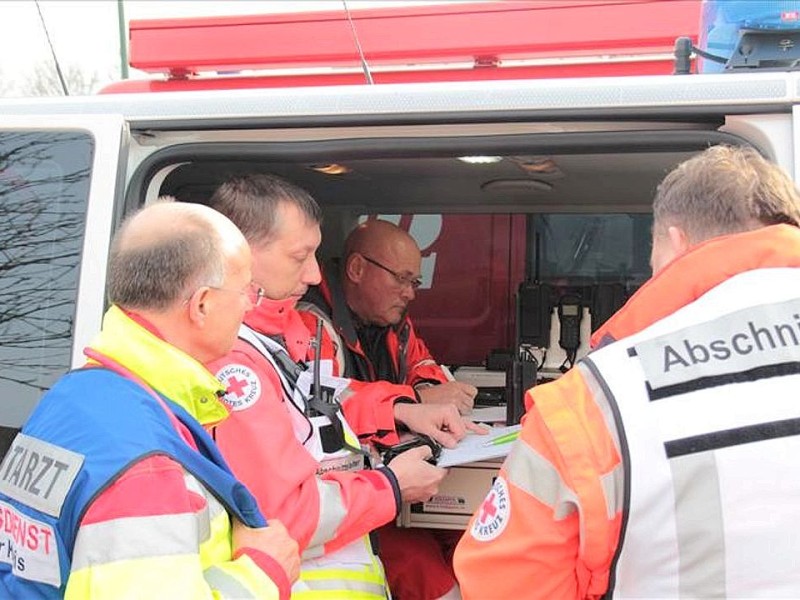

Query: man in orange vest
[454,145,800,598]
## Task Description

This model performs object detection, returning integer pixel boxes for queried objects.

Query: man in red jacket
[298,219,479,600]
[300,219,477,415]
[206,175,481,599]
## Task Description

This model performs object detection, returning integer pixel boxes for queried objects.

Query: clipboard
[437,424,521,468]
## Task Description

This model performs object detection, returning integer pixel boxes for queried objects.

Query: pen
[482,431,520,447]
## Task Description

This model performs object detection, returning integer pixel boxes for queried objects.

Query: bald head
[345,219,421,264]
[107,200,248,311]
[343,219,422,326]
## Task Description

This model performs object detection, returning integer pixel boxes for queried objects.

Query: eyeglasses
[209,281,266,307]
[360,255,422,290]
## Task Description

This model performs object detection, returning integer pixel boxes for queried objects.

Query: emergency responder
[298,219,478,600]
[205,175,480,599]
[300,219,477,415]
[454,144,800,598]
[0,201,299,599]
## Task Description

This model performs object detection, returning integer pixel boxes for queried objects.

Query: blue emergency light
[698,0,800,72]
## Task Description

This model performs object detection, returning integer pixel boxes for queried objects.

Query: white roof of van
[0,72,797,126]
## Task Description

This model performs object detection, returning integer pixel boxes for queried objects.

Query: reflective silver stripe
[671,452,726,597]
[204,564,258,598]
[301,577,387,596]
[184,472,217,544]
[599,466,624,521]
[504,439,577,520]
[579,362,625,520]
[579,362,623,456]
[304,479,349,559]
[71,512,197,570]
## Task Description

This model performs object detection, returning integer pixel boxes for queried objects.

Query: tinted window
[0,131,93,439]
[530,213,653,287]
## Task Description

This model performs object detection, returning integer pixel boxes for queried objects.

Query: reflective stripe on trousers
[293,540,389,599]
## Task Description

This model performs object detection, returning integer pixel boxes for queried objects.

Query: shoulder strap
[238,325,366,457]
[324,260,359,348]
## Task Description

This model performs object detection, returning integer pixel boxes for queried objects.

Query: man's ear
[666,225,691,257]
[344,253,364,283]
[186,286,211,327]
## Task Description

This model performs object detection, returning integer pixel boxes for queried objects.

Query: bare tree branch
[21,62,109,96]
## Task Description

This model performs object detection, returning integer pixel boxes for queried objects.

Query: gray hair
[208,174,321,244]
[653,145,800,243]
[107,201,227,311]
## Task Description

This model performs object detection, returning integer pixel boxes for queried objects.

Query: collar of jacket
[244,295,312,362]
[85,305,228,426]
[592,225,800,348]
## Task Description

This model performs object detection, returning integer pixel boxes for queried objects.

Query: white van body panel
[0,72,797,124]
[722,114,795,173]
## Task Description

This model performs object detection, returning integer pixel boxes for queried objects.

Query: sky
[0,1,450,96]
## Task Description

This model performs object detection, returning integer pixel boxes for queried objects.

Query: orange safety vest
[454,225,800,599]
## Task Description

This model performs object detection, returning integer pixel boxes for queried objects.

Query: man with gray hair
[455,145,800,598]
[0,201,299,599]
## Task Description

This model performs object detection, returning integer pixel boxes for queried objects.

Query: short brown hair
[653,145,800,243]
[208,174,321,244]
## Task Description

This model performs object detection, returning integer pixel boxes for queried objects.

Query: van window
[0,131,94,444]
[530,213,653,287]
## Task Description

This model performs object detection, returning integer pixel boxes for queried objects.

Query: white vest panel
[237,325,384,598]
[586,268,800,598]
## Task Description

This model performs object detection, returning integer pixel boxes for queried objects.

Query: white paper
[437,424,521,468]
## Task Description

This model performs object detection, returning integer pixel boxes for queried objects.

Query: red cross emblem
[227,376,248,398]
[471,476,510,541]
[478,491,498,524]
[216,364,261,412]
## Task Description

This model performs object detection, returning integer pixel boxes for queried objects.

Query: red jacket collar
[243,296,312,362]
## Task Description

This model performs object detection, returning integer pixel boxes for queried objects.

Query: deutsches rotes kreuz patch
[216,364,261,411]
[471,475,510,542]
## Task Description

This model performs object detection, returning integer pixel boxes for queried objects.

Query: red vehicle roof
[102,0,701,93]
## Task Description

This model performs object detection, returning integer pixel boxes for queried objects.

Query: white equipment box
[399,459,502,530]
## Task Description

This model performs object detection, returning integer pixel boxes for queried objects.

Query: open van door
[0,115,126,456]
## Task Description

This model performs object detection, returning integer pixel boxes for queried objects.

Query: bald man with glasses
[299,218,478,600]
[300,219,476,414]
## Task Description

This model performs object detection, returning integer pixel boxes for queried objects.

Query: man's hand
[393,402,488,448]
[386,445,447,503]
[417,381,477,415]
[233,519,301,584]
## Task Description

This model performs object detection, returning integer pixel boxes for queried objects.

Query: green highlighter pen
[482,430,520,447]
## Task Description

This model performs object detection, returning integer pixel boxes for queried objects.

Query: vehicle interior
[136,123,750,417]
